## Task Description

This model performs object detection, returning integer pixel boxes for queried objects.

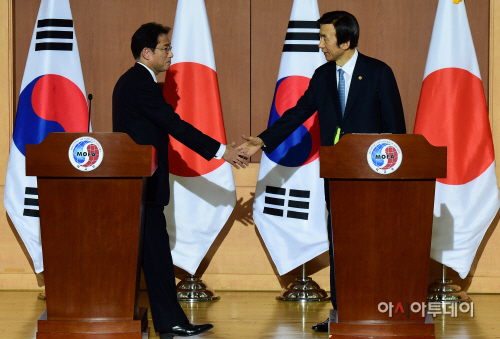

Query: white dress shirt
[335,49,359,110]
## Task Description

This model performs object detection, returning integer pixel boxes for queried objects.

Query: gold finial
[358,76,362,80]
[453,0,462,4]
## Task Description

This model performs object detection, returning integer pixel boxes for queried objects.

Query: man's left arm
[378,65,406,134]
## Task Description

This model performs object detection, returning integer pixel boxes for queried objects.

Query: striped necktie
[338,68,346,117]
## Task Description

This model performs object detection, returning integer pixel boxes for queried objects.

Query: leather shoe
[311,318,329,332]
[160,322,213,338]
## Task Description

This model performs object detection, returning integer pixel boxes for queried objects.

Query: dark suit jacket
[259,53,406,152]
[113,63,220,205]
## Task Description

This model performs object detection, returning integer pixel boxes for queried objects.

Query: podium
[320,134,446,339]
[26,133,156,339]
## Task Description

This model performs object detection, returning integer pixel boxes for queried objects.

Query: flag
[414,0,499,279]
[252,0,328,276]
[3,0,88,274]
[163,0,236,275]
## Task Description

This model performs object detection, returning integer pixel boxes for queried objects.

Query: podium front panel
[330,179,435,323]
[39,177,145,320]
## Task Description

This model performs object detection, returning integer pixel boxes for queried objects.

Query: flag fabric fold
[252,0,328,276]
[3,0,88,273]
[414,0,499,279]
[163,0,236,275]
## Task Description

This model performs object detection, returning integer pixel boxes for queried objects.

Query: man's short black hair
[317,11,359,49]
[131,22,171,60]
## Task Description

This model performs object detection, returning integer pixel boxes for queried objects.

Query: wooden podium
[26,133,156,339]
[320,134,446,339]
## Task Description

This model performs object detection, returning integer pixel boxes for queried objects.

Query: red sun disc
[164,62,227,177]
[415,68,494,185]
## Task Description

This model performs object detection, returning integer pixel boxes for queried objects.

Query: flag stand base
[427,265,471,303]
[427,278,471,302]
[276,277,330,302]
[176,276,220,302]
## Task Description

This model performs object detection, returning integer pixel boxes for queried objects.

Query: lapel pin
[358,76,362,80]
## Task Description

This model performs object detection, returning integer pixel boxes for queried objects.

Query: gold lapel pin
[358,76,362,80]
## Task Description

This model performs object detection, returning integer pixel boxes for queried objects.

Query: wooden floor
[1,291,498,338]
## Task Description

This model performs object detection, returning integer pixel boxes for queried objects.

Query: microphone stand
[87,93,93,132]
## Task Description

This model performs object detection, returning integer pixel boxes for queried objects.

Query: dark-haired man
[239,11,406,332]
[113,23,247,338]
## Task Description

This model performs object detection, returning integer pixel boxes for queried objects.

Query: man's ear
[340,41,351,51]
[141,47,150,60]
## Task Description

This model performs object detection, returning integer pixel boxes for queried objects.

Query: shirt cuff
[214,144,226,159]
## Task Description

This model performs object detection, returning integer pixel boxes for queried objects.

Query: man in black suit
[113,23,247,338]
[239,11,406,332]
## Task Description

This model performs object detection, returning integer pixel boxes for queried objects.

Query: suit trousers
[142,203,189,332]
[324,179,337,309]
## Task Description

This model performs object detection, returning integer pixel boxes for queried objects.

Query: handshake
[222,135,266,169]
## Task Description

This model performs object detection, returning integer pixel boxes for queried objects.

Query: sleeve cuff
[214,144,226,159]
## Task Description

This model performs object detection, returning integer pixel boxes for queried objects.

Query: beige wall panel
[0,187,35,274]
[206,0,251,146]
[250,0,292,163]
[492,0,500,183]
[204,185,275,275]
[0,185,43,290]
[232,162,260,187]
[12,0,37,117]
[0,0,12,185]
[485,1,500,295]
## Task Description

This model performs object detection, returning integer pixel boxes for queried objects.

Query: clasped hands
[222,135,264,169]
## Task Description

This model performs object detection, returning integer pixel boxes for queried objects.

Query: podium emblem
[367,139,402,174]
[68,136,103,171]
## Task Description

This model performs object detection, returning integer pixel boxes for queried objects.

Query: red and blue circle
[266,76,320,167]
[13,74,88,156]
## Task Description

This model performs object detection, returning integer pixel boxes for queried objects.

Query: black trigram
[283,21,320,53]
[263,185,310,220]
[23,187,39,218]
[35,19,74,51]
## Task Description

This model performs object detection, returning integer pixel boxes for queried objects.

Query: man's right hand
[223,142,250,169]
[237,135,264,158]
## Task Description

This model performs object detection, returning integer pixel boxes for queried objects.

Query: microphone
[376,88,381,134]
[87,93,93,132]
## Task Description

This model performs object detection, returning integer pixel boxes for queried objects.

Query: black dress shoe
[311,318,329,332]
[160,322,213,338]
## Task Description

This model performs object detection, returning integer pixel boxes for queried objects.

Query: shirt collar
[137,62,157,83]
[336,49,358,76]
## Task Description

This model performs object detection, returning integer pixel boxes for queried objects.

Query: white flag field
[414,0,499,278]
[253,0,328,276]
[163,0,236,275]
[4,0,88,274]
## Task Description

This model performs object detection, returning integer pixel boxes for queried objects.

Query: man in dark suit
[113,23,247,338]
[239,11,406,332]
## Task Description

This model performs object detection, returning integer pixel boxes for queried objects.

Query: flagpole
[276,263,330,302]
[176,275,220,302]
[427,264,471,303]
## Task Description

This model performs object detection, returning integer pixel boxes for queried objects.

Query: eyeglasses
[152,45,172,53]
